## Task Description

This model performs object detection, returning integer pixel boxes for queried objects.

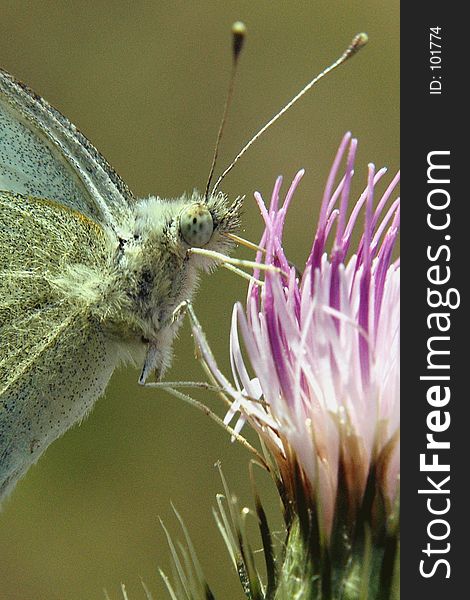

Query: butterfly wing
[0,68,134,233]
[0,191,119,499]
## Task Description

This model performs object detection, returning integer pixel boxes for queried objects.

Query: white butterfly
[0,68,241,501]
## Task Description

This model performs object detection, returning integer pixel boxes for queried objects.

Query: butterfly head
[120,191,243,331]
[178,191,242,265]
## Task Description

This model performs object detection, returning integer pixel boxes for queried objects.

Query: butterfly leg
[138,301,191,384]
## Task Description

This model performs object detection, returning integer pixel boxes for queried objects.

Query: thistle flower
[190,133,400,598]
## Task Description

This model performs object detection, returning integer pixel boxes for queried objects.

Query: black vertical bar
[402,4,466,598]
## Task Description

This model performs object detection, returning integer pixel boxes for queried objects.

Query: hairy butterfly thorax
[86,191,242,377]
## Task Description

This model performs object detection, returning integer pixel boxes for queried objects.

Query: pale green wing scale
[0,67,134,497]
[0,191,119,498]
[0,68,134,233]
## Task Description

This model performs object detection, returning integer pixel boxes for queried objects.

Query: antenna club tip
[352,32,368,51]
[343,33,368,61]
[232,21,247,59]
[232,21,247,36]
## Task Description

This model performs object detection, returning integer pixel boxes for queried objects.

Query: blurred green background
[0,1,399,599]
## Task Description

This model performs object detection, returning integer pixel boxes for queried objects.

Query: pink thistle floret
[210,133,399,540]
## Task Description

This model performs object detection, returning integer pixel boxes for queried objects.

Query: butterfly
[0,67,242,501]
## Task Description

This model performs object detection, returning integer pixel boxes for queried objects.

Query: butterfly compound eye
[180,204,214,247]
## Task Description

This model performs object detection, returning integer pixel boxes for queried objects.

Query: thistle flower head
[204,133,400,545]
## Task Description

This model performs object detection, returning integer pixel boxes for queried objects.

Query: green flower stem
[273,517,399,600]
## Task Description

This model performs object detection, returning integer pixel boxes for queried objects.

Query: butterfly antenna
[204,21,247,201]
[212,32,368,195]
